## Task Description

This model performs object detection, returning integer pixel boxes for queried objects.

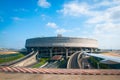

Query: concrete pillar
[50,49,52,58]
[94,48,96,52]
[83,48,85,51]
[84,48,86,51]
[85,48,88,52]
[90,48,93,53]
[94,48,98,52]
[88,48,91,52]
[66,49,68,59]
[81,48,83,52]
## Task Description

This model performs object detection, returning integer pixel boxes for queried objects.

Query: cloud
[57,0,120,49]
[58,2,90,16]
[46,22,72,34]
[86,5,120,24]
[57,0,120,48]
[58,0,120,17]
[14,8,29,12]
[91,23,120,49]
[94,23,120,34]
[46,22,58,29]
[38,0,51,8]
[56,28,71,34]
[108,6,120,22]
[88,4,120,49]
[56,28,67,34]
[12,17,23,21]
[91,0,120,9]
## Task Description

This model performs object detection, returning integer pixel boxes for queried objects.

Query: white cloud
[108,6,120,22]
[57,0,120,49]
[46,22,58,29]
[41,14,51,21]
[58,0,120,49]
[38,0,51,8]
[1,1,119,49]
[14,8,29,12]
[86,5,120,25]
[12,17,23,21]
[58,2,90,16]
[88,5,120,49]
[94,23,120,34]
[86,15,104,24]
[46,22,72,34]
[56,28,67,34]
[58,0,120,18]
[92,0,120,8]
[91,23,120,49]
[56,28,72,34]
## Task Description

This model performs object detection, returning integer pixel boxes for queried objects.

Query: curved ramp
[0,51,35,66]
[11,51,38,67]
[67,51,89,69]
[67,51,81,69]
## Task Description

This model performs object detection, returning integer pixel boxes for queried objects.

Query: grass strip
[0,53,24,64]
[32,58,49,68]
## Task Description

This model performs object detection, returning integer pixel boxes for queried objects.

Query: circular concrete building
[25,36,98,58]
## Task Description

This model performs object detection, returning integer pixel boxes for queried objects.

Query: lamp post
[97,62,100,69]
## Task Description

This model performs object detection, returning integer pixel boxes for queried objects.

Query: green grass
[0,53,25,64]
[32,58,49,68]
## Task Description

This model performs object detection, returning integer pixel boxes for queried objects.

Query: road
[68,52,80,69]
[81,58,91,69]
[67,51,92,69]
[42,61,59,68]
[10,51,38,67]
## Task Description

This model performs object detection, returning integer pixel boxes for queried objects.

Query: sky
[0,0,120,49]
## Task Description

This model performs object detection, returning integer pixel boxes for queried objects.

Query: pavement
[67,52,80,68]
[11,52,38,67]
[42,61,59,68]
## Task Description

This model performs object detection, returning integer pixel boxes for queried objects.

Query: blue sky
[0,0,120,49]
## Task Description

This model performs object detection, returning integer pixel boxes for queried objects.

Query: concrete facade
[25,36,98,58]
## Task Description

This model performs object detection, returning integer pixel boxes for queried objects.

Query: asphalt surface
[69,52,79,69]
[43,61,59,68]
[11,51,38,67]
[81,58,91,69]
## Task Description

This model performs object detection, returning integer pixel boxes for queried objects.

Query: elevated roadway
[67,51,82,69]
[42,61,59,68]
[11,51,38,67]
[0,51,38,67]
[67,51,120,69]
[83,52,120,64]
[67,51,93,69]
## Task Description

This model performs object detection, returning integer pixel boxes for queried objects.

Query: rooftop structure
[25,36,98,58]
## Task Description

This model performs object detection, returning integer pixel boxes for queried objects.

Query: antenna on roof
[57,34,62,37]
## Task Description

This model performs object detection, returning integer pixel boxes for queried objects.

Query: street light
[97,62,100,69]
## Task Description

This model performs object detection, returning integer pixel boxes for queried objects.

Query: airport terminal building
[25,36,98,58]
